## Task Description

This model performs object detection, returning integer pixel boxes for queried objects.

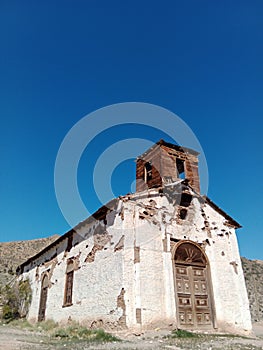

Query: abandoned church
[17,140,252,334]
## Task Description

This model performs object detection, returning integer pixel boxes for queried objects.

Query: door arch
[38,274,49,321]
[173,241,214,329]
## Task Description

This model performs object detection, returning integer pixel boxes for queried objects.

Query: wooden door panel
[179,311,194,325]
[176,266,187,275]
[193,268,204,277]
[195,296,209,307]
[196,312,211,325]
[193,279,208,295]
[176,278,191,294]
[175,264,213,328]
[178,295,192,307]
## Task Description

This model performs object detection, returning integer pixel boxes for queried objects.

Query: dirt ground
[0,323,263,350]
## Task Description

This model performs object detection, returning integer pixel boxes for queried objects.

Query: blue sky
[0,1,262,259]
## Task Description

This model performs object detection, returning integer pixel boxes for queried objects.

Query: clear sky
[0,1,262,259]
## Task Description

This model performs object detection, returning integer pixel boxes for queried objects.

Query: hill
[241,257,263,322]
[0,235,59,287]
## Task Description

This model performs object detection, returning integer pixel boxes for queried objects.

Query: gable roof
[17,184,241,275]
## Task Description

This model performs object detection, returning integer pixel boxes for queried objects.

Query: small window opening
[180,193,192,207]
[64,261,74,307]
[66,234,73,252]
[176,158,185,179]
[179,208,188,220]
[144,162,152,182]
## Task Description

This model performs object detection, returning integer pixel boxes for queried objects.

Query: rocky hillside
[0,235,59,287]
[241,257,263,322]
[0,236,262,322]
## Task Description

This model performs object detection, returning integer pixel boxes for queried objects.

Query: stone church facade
[17,140,252,334]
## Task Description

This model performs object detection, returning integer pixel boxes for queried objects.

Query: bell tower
[136,139,200,193]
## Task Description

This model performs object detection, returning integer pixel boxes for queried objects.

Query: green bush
[93,328,120,342]
[171,329,199,338]
[0,278,32,321]
[51,325,120,342]
[17,279,32,317]
[53,328,69,338]
[2,304,18,320]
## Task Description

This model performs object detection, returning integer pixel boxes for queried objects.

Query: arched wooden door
[38,274,48,322]
[173,241,214,329]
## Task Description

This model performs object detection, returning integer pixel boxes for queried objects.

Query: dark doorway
[38,274,48,322]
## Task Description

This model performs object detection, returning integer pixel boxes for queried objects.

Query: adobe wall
[21,205,128,329]
[122,188,252,334]
[160,145,200,193]
[21,187,252,334]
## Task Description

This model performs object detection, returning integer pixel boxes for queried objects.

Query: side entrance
[38,274,48,322]
[173,241,215,329]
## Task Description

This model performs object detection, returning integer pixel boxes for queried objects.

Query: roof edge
[157,139,200,156]
[16,198,119,274]
[136,139,199,159]
[17,189,242,274]
[203,195,242,229]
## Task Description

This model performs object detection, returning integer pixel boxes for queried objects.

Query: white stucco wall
[20,187,252,334]
[22,209,126,328]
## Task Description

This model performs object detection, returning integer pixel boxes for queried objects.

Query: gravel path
[0,323,263,350]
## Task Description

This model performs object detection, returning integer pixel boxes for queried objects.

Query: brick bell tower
[136,139,200,193]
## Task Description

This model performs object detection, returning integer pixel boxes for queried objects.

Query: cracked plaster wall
[21,187,251,334]
[22,207,127,329]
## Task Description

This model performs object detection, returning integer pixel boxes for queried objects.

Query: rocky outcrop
[241,257,263,322]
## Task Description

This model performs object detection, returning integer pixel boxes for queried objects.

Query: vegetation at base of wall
[0,279,32,321]
[0,236,262,323]
[5,319,121,343]
[170,329,200,338]
[52,326,120,342]
[3,318,34,329]
[37,319,58,332]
